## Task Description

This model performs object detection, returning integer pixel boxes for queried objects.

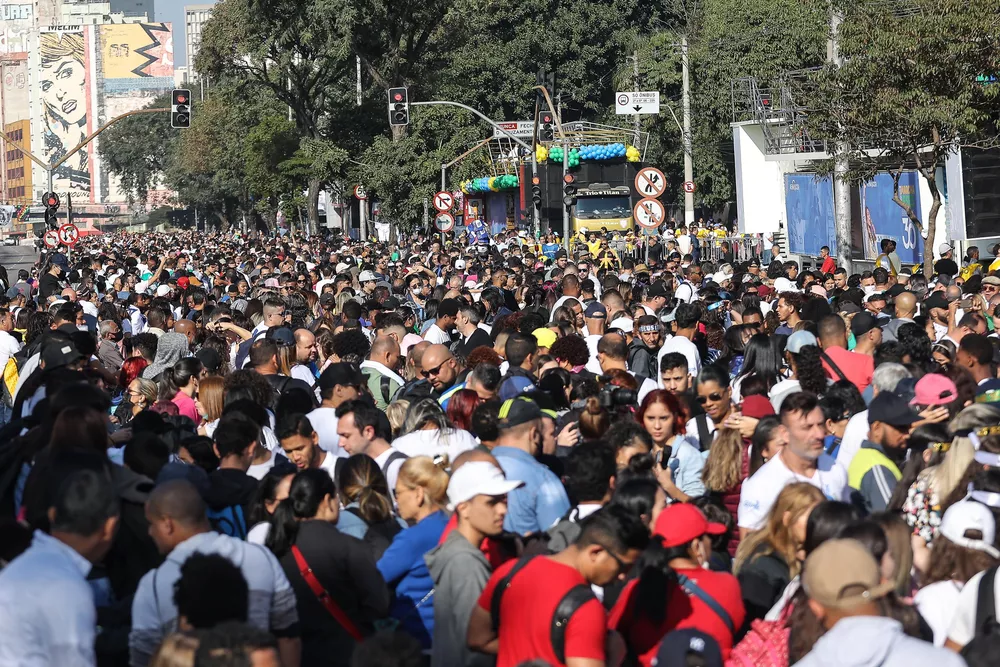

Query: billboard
[785,174,836,256]
[860,172,923,264]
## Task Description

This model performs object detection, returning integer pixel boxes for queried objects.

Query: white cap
[155,284,171,297]
[940,500,1000,558]
[609,317,634,333]
[455,259,466,270]
[938,243,953,254]
[446,461,523,511]
[773,277,798,293]
[335,262,350,273]
[711,271,733,285]
[359,270,377,283]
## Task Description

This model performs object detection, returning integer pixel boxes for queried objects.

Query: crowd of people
[0,226,999,667]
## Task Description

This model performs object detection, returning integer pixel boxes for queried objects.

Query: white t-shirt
[738,450,850,530]
[585,334,602,374]
[317,450,341,479]
[373,447,407,495]
[947,569,998,647]
[916,580,964,646]
[837,410,870,470]
[658,335,701,377]
[0,330,21,371]
[392,428,478,463]
[423,323,451,345]
[307,406,344,455]
[247,522,270,545]
[247,451,283,480]
[291,364,315,386]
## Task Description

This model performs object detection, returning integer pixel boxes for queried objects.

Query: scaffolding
[730,72,827,156]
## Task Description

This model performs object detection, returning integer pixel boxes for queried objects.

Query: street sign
[354,185,367,200]
[492,121,535,139]
[682,181,697,194]
[43,229,59,249]
[634,167,666,198]
[0,205,13,228]
[434,212,455,232]
[633,197,665,229]
[615,91,660,115]
[58,223,80,246]
[433,191,454,212]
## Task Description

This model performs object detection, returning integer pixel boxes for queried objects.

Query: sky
[155,0,218,67]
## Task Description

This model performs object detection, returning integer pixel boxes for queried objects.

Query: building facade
[184,4,213,80]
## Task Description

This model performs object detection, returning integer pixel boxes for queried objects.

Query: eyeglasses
[596,542,631,572]
[421,359,453,378]
[696,392,725,404]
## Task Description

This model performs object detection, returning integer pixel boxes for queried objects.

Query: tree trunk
[307,177,321,236]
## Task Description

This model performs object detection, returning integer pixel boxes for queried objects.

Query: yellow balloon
[488,177,499,192]
[536,146,548,162]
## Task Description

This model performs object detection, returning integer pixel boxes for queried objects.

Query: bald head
[451,448,499,472]
[61,287,77,302]
[174,318,196,338]
[370,335,400,369]
[895,291,917,318]
[408,340,431,366]
[421,344,453,371]
[294,328,315,347]
[147,479,208,526]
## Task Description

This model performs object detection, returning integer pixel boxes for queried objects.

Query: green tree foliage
[801,0,1000,276]
[98,93,176,204]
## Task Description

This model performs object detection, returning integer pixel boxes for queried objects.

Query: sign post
[615,91,661,115]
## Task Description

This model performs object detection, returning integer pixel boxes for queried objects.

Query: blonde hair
[397,456,449,507]
[931,404,1000,499]
[734,482,824,578]
[149,633,198,667]
[133,378,158,406]
[875,512,914,597]
[386,399,410,437]
[702,427,743,493]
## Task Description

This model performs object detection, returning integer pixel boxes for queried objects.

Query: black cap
[868,392,920,427]
[318,363,364,391]
[41,338,83,369]
[196,347,222,373]
[383,296,401,309]
[924,292,950,311]
[647,282,669,298]
[266,327,295,347]
[838,300,862,315]
[654,630,723,667]
[851,312,879,337]
[498,398,543,430]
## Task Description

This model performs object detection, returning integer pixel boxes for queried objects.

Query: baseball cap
[49,252,69,268]
[850,312,879,338]
[155,284,172,297]
[646,283,669,298]
[938,243,953,254]
[532,328,557,349]
[653,630,722,667]
[383,296,401,310]
[802,539,895,609]
[176,276,190,290]
[446,461,523,511]
[318,363,364,391]
[910,373,958,407]
[867,391,920,427]
[400,333,425,356]
[837,300,861,315]
[924,292,950,311]
[786,330,818,354]
[711,269,733,285]
[265,327,295,347]
[654,503,726,549]
[809,284,828,298]
[773,277,798,293]
[5,286,19,299]
[866,291,886,303]
[335,262,349,273]
[584,302,607,318]
[498,398,543,430]
[41,339,83,369]
[455,259,466,270]
[939,500,1000,558]
[609,317,634,333]
[359,270,377,283]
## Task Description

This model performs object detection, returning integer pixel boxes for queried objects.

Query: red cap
[176,276,190,290]
[654,503,727,548]
[741,395,775,420]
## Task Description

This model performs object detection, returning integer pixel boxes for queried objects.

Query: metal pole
[829,6,853,274]
[530,151,540,237]
[563,135,570,255]
[682,36,694,226]
[410,101,533,152]
[441,164,446,191]
[423,197,429,231]
[356,56,362,107]
[633,52,641,147]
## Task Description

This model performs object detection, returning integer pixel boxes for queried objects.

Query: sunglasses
[596,541,631,572]
[697,392,725,404]
[421,359,453,378]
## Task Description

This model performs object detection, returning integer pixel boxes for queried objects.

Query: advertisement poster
[785,174,836,256]
[861,172,923,264]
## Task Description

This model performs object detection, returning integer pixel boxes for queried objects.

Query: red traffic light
[177,94,187,103]
[44,192,59,208]
[541,113,553,124]
[392,92,403,102]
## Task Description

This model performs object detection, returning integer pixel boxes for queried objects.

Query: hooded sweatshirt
[129,531,298,667]
[424,530,496,667]
[793,616,967,667]
[141,333,188,381]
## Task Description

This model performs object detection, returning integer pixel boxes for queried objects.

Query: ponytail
[264,468,336,558]
[634,536,687,624]
[158,366,179,401]
[265,498,299,558]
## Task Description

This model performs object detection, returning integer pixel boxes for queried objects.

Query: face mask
[112,330,123,342]
[77,324,89,332]
[863,285,876,296]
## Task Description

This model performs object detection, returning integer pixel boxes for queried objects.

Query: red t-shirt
[821,346,874,393]
[608,568,745,667]
[821,256,836,274]
[477,557,606,667]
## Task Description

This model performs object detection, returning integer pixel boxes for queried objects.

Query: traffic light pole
[532,86,570,254]
[410,101,540,237]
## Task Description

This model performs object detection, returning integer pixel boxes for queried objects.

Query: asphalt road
[0,244,40,277]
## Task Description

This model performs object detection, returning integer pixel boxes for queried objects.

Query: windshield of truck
[575,196,631,220]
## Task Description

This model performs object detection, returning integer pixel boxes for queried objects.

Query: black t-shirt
[453,327,492,359]
[648,242,664,263]
[934,258,959,277]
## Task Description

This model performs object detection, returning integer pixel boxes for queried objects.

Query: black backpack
[345,507,403,560]
[975,566,1000,637]
[489,555,596,664]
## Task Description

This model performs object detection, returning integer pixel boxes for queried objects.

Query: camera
[598,384,638,410]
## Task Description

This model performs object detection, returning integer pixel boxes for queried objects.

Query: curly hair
[549,334,590,367]
[331,330,371,363]
[793,346,828,396]
[465,345,502,369]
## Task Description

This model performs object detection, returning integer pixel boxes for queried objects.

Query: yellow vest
[848,445,901,490]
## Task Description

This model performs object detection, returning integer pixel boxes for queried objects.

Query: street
[0,244,39,278]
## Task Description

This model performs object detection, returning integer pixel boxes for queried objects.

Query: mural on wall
[861,172,924,263]
[784,174,837,256]
[38,30,92,194]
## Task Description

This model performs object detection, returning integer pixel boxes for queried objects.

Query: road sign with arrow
[434,212,455,232]
[633,198,666,229]
[634,167,666,198]
[615,91,660,115]
[434,191,454,212]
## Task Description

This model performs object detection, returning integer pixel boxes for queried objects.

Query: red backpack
[726,604,792,667]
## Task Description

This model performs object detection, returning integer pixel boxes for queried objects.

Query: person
[377,457,450,649]
[468,505,649,666]
[733,482,824,624]
[97,319,125,373]
[246,470,294,545]
[453,303,492,359]
[658,302,702,377]
[817,314,874,393]
[160,358,202,424]
[490,398,571,534]
[264,468,388,666]
[848,392,920,513]
[595,333,657,403]
[172,552,249,630]
[738,392,850,535]
[795,539,964,667]
[497,333,539,400]
[334,455,405,557]
[935,244,960,278]
[130,479,300,667]
[206,411,262,538]
[609,503,746,664]
[362,337,405,411]
[191,621,282,667]
[307,363,364,455]
[819,245,836,274]
[276,413,340,479]
[423,299,458,344]
[391,397,478,462]
[420,345,462,402]
[636,390,705,500]
[335,399,408,495]
[424,460,522,667]
[0,469,119,667]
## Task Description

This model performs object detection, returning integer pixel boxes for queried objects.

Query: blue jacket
[376,510,449,648]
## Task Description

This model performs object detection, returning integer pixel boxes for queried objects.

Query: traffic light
[563,174,577,208]
[531,177,542,208]
[388,87,409,126]
[171,89,191,129]
[537,109,554,143]
[43,192,60,230]
[536,69,555,104]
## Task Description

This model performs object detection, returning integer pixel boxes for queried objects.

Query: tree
[98,94,177,204]
[801,0,1000,276]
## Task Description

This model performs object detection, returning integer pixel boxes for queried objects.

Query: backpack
[975,565,999,637]
[207,505,248,539]
[345,507,402,560]
[490,555,596,665]
[379,450,408,479]
[2,356,20,408]
[726,618,790,667]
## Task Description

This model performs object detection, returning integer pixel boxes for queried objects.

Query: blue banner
[860,172,923,264]
[785,174,836,256]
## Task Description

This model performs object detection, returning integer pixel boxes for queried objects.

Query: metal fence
[609,234,767,265]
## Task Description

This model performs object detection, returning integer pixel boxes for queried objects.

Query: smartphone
[659,445,674,469]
